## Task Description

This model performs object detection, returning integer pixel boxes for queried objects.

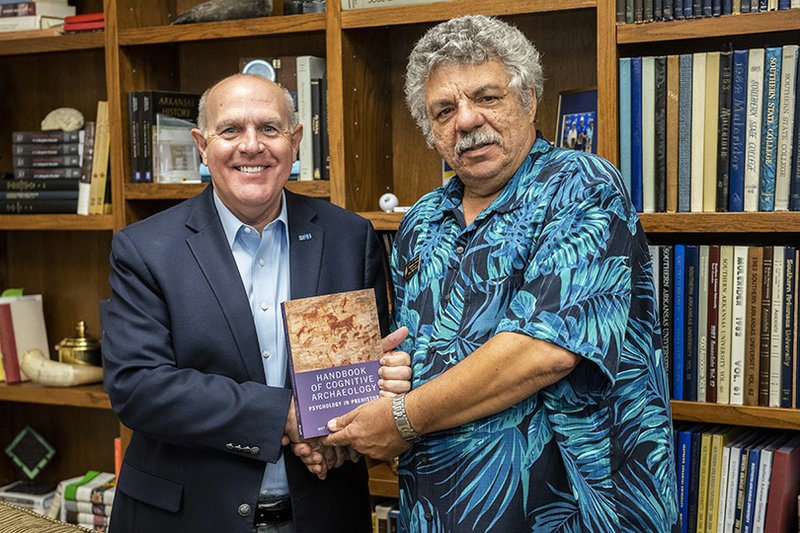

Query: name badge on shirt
[404,254,420,281]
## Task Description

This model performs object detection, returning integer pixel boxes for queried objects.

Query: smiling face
[425,60,537,199]
[191,75,301,231]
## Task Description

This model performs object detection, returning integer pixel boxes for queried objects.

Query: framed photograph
[555,87,597,154]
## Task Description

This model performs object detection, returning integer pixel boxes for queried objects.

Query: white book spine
[698,245,710,402]
[642,56,656,213]
[296,56,326,181]
[722,446,743,532]
[718,245,734,404]
[729,246,749,405]
[691,52,707,213]
[769,246,785,407]
[775,45,798,211]
[743,48,765,212]
[716,444,732,533]
[752,447,775,533]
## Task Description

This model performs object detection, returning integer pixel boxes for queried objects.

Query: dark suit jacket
[102,187,388,533]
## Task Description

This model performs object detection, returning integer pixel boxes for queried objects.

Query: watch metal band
[392,393,421,443]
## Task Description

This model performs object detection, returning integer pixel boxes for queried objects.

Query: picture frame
[555,87,598,154]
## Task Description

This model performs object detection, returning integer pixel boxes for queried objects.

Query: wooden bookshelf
[0,382,110,409]
[1,0,796,503]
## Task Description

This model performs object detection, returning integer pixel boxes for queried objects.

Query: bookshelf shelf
[341,0,595,29]
[123,180,330,201]
[671,401,800,431]
[639,212,800,234]
[0,31,104,56]
[0,214,114,231]
[368,461,399,498]
[616,9,800,44]
[0,382,110,409]
[117,13,325,46]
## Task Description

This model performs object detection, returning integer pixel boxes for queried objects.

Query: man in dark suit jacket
[102,74,407,533]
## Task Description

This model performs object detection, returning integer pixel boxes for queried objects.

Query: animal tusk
[20,348,103,387]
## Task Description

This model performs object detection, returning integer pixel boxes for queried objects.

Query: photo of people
[560,112,596,152]
[555,88,597,154]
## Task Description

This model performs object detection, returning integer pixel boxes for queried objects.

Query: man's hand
[378,326,412,398]
[324,397,411,461]
[286,327,413,476]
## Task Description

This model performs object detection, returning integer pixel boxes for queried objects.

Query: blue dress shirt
[214,191,291,498]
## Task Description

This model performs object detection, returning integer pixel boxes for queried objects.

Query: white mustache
[455,130,502,157]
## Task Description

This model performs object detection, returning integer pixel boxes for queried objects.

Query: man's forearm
[404,332,579,436]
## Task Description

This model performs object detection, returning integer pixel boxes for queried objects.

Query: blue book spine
[631,56,644,213]
[781,246,796,407]
[712,0,722,15]
[759,47,782,212]
[684,0,693,18]
[687,428,703,533]
[740,0,751,11]
[673,244,686,401]
[779,0,790,7]
[620,58,633,200]
[757,0,767,10]
[655,0,663,18]
[684,245,699,401]
[678,54,693,212]
[791,59,800,211]
[722,0,732,13]
[677,429,693,533]
[729,50,749,212]
[741,445,762,533]
[701,0,710,15]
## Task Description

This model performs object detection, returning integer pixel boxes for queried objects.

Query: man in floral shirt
[326,15,678,532]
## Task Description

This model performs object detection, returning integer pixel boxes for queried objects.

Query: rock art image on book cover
[282,288,382,437]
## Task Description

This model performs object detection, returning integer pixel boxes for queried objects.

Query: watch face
[242,59,276,81]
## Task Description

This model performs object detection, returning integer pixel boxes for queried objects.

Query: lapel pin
[298,233,313,241]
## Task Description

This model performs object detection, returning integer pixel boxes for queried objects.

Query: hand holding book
[286,326,411,479]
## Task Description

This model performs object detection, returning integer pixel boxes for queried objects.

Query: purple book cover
[282,288,382,438]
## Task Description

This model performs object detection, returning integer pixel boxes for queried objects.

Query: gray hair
[196,73,298,136]
[404,15,544,146]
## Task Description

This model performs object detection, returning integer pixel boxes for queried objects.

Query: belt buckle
[255,497,292,526]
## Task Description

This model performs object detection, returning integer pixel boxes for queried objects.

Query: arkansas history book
[281,288,383,438]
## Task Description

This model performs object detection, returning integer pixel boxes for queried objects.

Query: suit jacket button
[238,503,252,517]
[250,447,260,455]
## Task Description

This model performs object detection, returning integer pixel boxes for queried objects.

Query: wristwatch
[392,393,421,444]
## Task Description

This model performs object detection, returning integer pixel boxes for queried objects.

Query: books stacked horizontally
[0,0,75,33]
[63,12,103,33]
[7,129,88,214]
[49,471,115,532]
[619,45,800,214]
[0,480,55,515]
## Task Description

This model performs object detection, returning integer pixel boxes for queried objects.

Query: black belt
[255,497,292,526]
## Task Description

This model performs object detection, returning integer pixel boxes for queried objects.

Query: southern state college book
[282,288,383,438]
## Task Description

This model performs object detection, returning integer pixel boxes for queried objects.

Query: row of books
[616,0,799,24]
[620,46,800,213]
[128,90,201,184]
[674,425,800,533]
[246,55,329,181]
[652,245,798,408]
